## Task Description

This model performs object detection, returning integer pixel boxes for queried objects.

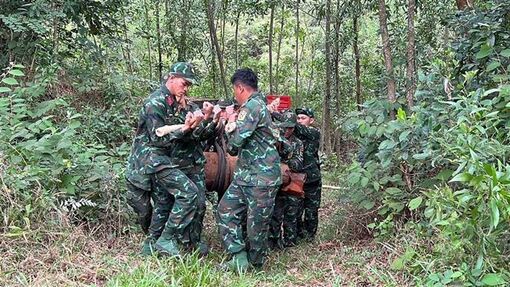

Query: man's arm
[287,140,304,172]
[147,104,192,147]
[294,124,320,141]
[227,101,260,150]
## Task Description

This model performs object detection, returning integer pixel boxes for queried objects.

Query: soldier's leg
[185,169,207,252]
[296,197,305,239]
[246,185,278,267]
[269,193,286,249]
[155,169,199,255]
[148,174,175,240]
[282,194,302,247]
[217,182,248,256]
[303,180,322,239]
[126,180,152,234]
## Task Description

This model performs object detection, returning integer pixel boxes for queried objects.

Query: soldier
[294,107,322,241]
[125,62,203,257]
[217,68,281,272]
[162,83,218,256]
[269,111,304,249]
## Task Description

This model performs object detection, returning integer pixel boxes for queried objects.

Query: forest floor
[1,177,412,287]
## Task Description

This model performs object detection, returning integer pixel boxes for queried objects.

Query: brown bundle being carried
[280,164,306,198]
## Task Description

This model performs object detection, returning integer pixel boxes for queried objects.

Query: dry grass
[1,186,411,287]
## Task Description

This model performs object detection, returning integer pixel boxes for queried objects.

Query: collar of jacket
[243,91,265,107]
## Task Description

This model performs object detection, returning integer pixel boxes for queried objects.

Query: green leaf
[379,139,396,151]
[408,196,423,211]
[486,61,501,72]
[483,88,500,97]
[360,177,369,188]
[399,130,411,142]
[476,44,493,59]
[450,172,472,183]
[348,173,361,185]
[501,49,510,58]
[397,108,406,121]
[13,64,25,68]
[490,199,500,229]
[2,77,18,86]
[361,200,375,210]
[391,257,405,270]
[0,87,12,93]
[385,187,402,195]
[481,273,506,286]
[8,69,24,76]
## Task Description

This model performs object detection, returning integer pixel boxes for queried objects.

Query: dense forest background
[1,0,509,286]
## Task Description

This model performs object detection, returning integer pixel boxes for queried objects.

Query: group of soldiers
[125,62,322,272]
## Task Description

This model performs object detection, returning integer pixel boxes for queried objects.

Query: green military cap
[217,98,234,108]
[277,111,297,128]
[164,62,199,85]
[295,107,314,118]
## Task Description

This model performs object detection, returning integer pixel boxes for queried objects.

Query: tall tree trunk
[321,0,332,154]
[333,0,342,157]
[209,35,218,96]
[178,0,190,61]
[234,11,240,68]
[456,0,473,10]
[406,0,416,109]
[206,0,228,97]
[295,0,300,104]
[121,7,133,74]
[269,2,275,95]
[353,12,362,111]
[379,0,396,118]
[156,1,162,79]
[275,5,285,94]
[221,0,228,58]
[143,0,152,80]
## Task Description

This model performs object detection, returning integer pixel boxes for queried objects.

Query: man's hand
[227,112,238,124]
[191,110,204,129]
[267,97,280,112]
[202,101,214,120]
[183,112,194,132]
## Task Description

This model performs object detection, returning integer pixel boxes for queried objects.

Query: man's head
[231,68,258,105]
[164,62,198,104]
[278,111,297,138]
[295,107,314,126]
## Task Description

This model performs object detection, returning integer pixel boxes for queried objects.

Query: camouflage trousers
[181,167,207,246]
[217,183,278,267]
[149,168,199,244]
[269,192,303,248]
[297,179,322,240]
[126,180,153,234]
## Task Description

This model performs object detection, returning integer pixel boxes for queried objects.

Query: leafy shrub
[0,63,130,235]
[341,1,510,283]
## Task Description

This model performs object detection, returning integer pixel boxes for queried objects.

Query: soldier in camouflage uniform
[293,107,321,241]
[162,87,218,256]
[125,62,203,256]
[269,111,304,249]
[217,68,281,272]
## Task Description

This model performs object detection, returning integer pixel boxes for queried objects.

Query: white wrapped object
[155,124,185,137]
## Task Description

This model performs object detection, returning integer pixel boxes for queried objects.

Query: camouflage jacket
[294,124,321,183]
[126,85,195,190]
[227,92,281,186]
[281,134,304,173]
[165,100,217,171]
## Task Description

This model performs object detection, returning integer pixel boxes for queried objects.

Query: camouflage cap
[295,107,314,118]
[165,62,199,85]
[277,111,297,128]
[217,98,235,108]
